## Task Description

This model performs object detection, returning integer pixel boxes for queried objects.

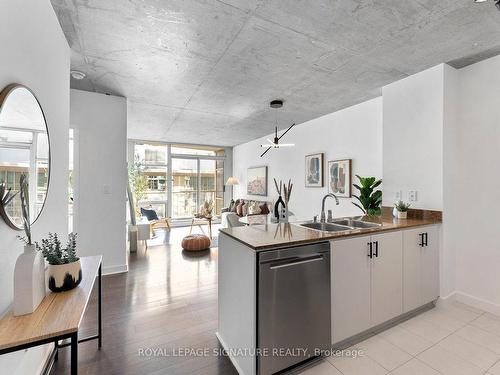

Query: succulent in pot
[393,200,411,219]
[37,233,82,292]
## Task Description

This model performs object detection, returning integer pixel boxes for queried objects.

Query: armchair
[140,207,171,233]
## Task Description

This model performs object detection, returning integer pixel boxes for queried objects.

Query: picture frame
[305,153,324,187]
[328,159,352,198]
[247,166,268,196]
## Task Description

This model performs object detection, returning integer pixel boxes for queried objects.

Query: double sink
[300,218,381,232]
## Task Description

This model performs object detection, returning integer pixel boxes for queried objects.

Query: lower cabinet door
[331,236,371,344]
[403,228,423,312]
[421,226,440,304]
[371,231,403,326]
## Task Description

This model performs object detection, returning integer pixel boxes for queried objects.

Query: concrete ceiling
[51,0,500,146]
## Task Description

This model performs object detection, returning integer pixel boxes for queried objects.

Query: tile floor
[299,301,500,375]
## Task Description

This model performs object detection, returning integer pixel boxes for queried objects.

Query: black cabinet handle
[374,241,379,257]
[419,233,424,247]
[424,232,428,247]
[368,242,373,258]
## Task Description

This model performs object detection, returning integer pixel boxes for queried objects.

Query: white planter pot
[48,259,82,293]
[397,211,408,219]
[13,244,46,316]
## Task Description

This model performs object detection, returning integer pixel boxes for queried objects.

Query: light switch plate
[409,190,418,202]
[395,191,402,200]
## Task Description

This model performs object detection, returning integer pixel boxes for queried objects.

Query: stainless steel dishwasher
[258,242,331,375]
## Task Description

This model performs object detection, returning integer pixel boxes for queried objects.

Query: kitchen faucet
[320,193,339,223]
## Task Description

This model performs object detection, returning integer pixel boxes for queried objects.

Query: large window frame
[130,142,226,221]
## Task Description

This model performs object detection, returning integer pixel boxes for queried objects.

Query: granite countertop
[219,211,441,251]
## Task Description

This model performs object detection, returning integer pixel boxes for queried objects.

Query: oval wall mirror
[0,84,50,230]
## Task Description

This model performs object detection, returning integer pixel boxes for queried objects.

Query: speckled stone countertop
[219,212,441,251]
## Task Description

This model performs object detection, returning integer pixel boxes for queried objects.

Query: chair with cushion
[141,207,172,234]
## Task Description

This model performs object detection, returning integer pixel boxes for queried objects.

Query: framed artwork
[305,153,324,187]
[247,166,268,196]
[328,159,352,198]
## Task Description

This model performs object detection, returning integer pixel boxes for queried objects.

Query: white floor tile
[357,336,412,371]
[434,302,483,323]
[380,325,434,356]
[470,314,500,338]
[456,325,500,355]
[488,360,500,375]
[328,348,388,375]
[398,315,454,343]
[417,309,467,332]
[417,345,484,375]
[390,358,441,375]
[437,332,500,370]
[298,360,343,375]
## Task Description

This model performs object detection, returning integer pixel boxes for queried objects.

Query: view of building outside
[0,131,49,226]
[132,143,225,220]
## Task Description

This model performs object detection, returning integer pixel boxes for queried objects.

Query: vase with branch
[13,174,46,316]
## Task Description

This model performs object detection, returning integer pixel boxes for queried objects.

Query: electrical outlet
[408,190,418,202]
[395,191,402,200]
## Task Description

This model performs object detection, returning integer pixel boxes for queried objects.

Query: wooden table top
[0,255,102,350]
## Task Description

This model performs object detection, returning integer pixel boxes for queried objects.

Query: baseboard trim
[454,291,500,316]
[103,264,128,275]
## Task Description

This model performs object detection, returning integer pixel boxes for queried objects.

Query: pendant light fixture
[260,99,296,157]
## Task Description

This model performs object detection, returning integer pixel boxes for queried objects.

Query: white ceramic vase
[13,244,46,316]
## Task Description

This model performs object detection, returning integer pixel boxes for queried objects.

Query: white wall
[70,89,128,274]
[0,0,70,373]
[452,55,500,312]
[233,98,383,220]
[382,65,445,210]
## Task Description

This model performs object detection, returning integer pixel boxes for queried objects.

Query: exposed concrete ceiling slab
[51,0,500,146]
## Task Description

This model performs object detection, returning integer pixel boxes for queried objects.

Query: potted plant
[13,174,46,316]
[37,233,82,292]
[352,175,382,216]
[393,200,411,219]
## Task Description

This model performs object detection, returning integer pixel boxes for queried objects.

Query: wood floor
[51,225,238,375]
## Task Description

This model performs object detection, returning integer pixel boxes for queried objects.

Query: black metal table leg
[98,263,102,349]
[54,340,59,361]
[71,332,78,375]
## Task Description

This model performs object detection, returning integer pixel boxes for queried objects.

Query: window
[130,142,226,221]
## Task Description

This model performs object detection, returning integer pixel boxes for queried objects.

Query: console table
[0,255,102,375]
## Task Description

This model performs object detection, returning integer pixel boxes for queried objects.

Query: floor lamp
[225,176,239,204]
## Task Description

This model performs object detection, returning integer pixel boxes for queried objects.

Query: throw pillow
[248,201,262,215]
[236,201,244,216]
[141,207,159,221]
[242,201,248,216]
[259,202,270,215]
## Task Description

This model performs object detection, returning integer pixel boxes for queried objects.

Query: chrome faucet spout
[320,193,339,223]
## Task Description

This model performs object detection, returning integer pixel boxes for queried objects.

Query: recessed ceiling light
[474,0,488,3]
[70,70,86,80]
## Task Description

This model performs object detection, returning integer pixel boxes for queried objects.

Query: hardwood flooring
[51,225,237,375]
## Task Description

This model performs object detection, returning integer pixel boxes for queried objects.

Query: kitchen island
[217,211,442,375]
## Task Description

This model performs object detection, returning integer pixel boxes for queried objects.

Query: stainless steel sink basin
[300,222,353,232]
[332,219,382,229]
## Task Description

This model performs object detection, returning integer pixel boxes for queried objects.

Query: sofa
[221,199,273,228]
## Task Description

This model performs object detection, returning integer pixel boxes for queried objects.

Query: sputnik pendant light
[260,100,296,157]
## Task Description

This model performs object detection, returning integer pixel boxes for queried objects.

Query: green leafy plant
[394,200,411,212]
[128,161,148,202]
[352,175,382,216]
[36,233,79,265]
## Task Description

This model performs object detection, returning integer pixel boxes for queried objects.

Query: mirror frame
[0,83,51,230]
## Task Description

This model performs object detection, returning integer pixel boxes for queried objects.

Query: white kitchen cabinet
[331,235,371,343]
[371,231,403,326]
[331,231,403,343]
[403,226,440,312]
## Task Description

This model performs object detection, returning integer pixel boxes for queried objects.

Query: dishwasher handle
[268,254,325,270]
